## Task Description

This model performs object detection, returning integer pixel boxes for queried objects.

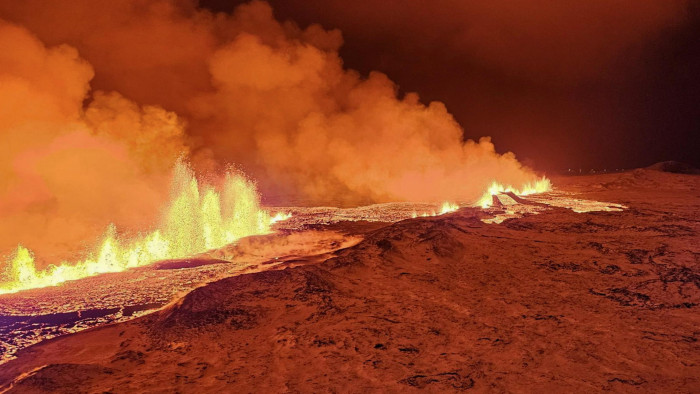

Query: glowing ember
[0,161,285,295]
[476,177,552,208]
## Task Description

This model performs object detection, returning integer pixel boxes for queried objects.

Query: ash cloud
[0,21,186,262]
[1,1,554,261]
[245,0,695,170]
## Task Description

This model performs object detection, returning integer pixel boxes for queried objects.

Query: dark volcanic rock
[0,172,699,393]
[646,161,700,174]
[7,364,120,394]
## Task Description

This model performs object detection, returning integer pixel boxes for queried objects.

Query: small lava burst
[439,201,460,214]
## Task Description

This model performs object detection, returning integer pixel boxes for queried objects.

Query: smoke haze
[0,20,186,261]
[5,0,684,262]
[234,0,697,170]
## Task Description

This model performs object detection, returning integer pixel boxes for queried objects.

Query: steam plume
[0,21,186,263]
[2,1,545,265]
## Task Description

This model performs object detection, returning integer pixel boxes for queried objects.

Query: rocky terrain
[0,169,698,393]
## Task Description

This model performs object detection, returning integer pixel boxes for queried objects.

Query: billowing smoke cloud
[1,1,547,262]
[0,21,187,263]
[195,26,539,203]
[243,0,694,170]
[1,1,544,203]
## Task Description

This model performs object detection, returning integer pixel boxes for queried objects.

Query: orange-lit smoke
[1,1,545,201]
[1,1,546,267]
[0,21,188,265]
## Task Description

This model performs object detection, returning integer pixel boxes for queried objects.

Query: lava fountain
[0,160,287,295]
[0,170,552,295]
[476,177,552,208]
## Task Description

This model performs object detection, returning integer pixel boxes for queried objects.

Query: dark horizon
[205,0,700,172]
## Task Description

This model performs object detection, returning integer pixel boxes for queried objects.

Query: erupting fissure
[476,178,552,208]
[0,161,288,295]
[0,157,552,295]
[411,201,460,218]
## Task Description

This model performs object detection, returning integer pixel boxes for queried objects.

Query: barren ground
[0,169,698,393]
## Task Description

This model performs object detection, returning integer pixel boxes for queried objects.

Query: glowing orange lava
[1,162,551,295]
[410,201,460,218]
[476,177,552,208]
[0,161,290,295]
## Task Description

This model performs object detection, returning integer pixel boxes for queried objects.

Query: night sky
[205,0,699,171]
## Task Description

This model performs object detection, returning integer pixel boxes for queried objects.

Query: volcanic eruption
[0,160,294,294]
[0,2,551,293]
[0,1,698,392]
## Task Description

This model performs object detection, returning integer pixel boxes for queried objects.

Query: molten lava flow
[0,161,290,295]
[476,177,552,208]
